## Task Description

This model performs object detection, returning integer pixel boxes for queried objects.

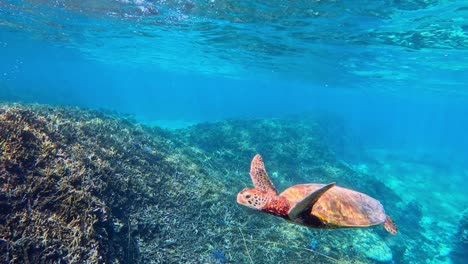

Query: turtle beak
[236,188,249,204]
[236,192,244,204]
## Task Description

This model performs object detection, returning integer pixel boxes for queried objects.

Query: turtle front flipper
[250,154,277,195]
[288,182,336,222]
[383,215,398,235]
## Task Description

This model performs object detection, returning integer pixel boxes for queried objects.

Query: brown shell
[279,184,386,227]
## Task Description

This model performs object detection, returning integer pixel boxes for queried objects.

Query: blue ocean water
[2,1,468,159]
[1,0,468,263]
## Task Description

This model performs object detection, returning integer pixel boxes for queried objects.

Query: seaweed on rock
[0,104,183,263]
[0,106,110,263]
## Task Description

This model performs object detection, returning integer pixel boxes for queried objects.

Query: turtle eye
[245,194,251,199]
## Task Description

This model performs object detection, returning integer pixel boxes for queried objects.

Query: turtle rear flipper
[288,182,335,222]
[383,215,398,235]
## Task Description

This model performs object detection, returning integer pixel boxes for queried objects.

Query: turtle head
[237,188,269,210]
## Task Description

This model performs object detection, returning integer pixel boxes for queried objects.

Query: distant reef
[0,103,430,263]
[451,210,468,264]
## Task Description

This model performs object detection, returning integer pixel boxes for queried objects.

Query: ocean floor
[140,119,197,130]
[349,148,467,264]
[0,104,466,263]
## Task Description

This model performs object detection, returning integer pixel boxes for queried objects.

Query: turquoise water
[1,0,468,263]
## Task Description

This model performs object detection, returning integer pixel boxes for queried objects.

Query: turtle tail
[383,215,398,235]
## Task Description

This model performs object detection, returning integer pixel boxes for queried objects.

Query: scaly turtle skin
[237,154,398,234]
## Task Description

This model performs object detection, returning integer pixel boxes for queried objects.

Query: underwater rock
[399,200,424,236]
[354,230,393,263]
[451,209,468,264]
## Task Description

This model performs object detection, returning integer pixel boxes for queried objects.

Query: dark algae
[451,210,468,264]
[0,104,460,263]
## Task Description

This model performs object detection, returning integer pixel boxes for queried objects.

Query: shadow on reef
[0,104,413,263]
[451,210,468,264]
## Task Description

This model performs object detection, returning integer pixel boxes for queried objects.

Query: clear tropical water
[1,0,468,263]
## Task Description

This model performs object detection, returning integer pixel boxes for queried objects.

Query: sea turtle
[237,154,398,234]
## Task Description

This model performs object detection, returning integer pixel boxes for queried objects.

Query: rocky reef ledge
[1,104,403,263]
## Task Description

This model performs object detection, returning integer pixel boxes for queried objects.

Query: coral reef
[353,149,467,263]
[0,104,410,263]
[352,230,392,263]
[0,106,110,262]
[0,104,207,263]
[451,210,468,264]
